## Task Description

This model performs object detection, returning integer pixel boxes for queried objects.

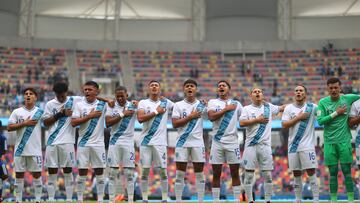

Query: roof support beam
[191,0,206,41]
[278,0,291,40]
[18,0,36,38]
[113,0,122,40]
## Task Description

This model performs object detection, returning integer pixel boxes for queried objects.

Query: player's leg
[259,145,274,203]
[192,147,206,203]
[288,152,302,203]
[59,144,76,202]
[174,147,188,203]
[14,156,25,203]
[91,146,107,203]
[121,145,136,203]
[209,141,224,203]
[300,150,319,203]
[45,145,58,202]
[107,145,120,202]
[76,147,90,203]
[153,145,168,202]
[324,142,340,203]
[242,146,258,203]
[356,147,360,199]
[0,160,8,202]
[140,146,152,202]
[29,156,43,203]
[226,147,241,203]
[339,141,354,203]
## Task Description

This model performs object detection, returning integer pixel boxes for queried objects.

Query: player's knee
[175,170,185,183]
[262,171,272,183]
[160,168,167,180]
[109,168,118,180]
[124,168,134,182]
[141,168,150,180]
[328,165,338,176]
[244,171,254,185]
[340,164,351,176]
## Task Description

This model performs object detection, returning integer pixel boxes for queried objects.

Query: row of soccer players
[6,78,360,203]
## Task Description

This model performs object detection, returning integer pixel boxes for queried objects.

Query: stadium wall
[0,0,20,36]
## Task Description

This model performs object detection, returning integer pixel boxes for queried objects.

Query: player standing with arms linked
[317,77,360,203]
[349,93,360,198]
[282,85,319,203]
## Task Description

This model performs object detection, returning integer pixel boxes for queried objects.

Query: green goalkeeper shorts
[324,141,353,166]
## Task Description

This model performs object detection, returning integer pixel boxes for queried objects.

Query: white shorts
[77,146,106,169]
[107,145,135,168]
[45,144,76,169]
[175,147,205,163]
[209,141,241,164]
[356,147,360,165]
[288,149,318,170]
[14,156,43,173]
[140,145,167,168]
[242,144,273,170]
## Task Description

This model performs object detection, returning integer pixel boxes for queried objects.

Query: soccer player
[42,82,83,202]
[71,81,108,203]
[0,121,8,202]
[105,86,137,203]
[281,85,319,203]
[207,80,243,203]
[172,79,206,203]
[240,88,284,203]
[137,80,174,203]
[317,77,360,203]
[7,88,44,203]
[349,97,360,197]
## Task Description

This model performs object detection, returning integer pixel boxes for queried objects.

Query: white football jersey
[350,100,360,147]
[240,103,279,147]
[106,101,137,146]
[282,103,317,153]
[137,98,174,146]
[72,99,107,147]
[8,106,44,156]
[43,96,83,145]
[172,99,206,147]
[207,98,243,146]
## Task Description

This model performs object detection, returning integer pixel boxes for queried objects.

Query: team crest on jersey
[251,113,256,119]
[52,108,58,115]
[290,112,297,119]
[243,160,247,165]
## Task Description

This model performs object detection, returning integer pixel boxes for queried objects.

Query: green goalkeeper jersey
[317,94,360,144]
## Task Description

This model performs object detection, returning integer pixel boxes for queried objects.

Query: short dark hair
[23,87,38,97]
[53,82,68,94]
[183,79,197,87]
[217,80,231,89]
[327,77,341,86]
[84,81,99,89]
[296,85,308,93]
[115,86,127,93]
[148,80,160,86]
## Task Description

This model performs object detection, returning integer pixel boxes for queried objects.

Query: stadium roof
[35,0,360,20]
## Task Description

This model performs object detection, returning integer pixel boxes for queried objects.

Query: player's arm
[7,118,37,131]
[137,105,166,123]
[97,96,115,107]
[172,110,201,128]
[106,109,134,127]
[282,107,309,128]
[71,109,102,127]
[349,103,360,127]
[208,104,236,121]
[240,115,268,127]
[43,108,72,127]
[317,101,346,125]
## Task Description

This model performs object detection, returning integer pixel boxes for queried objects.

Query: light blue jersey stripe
[141,99,167,146]
[15,108,44,157]
[176,102,205,147]
[214,100,237,142]
[78,101,105,147]
[47,97,74,146]
[289,103,314,153]
[109,102,135,145]
[248,103,270,146]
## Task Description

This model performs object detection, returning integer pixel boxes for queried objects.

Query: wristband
[119,112,124,118]
[154,110,159,115]
[330,111,338,118]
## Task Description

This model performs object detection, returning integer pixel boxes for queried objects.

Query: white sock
[108,168,118,202]
[161,179,168,201]
[63,173,74,202]
[77,176,86,201]
[294,176,302,202]
[33,177,42,202]
[96,174,105,202]
[175,170,185,202]
[195,172,205,203]
[233,185,241,203]
[212,187,220,203]
[15,178,24,203]
[47,174,57,201]
[309,174,319,202]
[124,168,135,203]
[264,182,273,202]
[141,179,148,201]
[244,171,254,202]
